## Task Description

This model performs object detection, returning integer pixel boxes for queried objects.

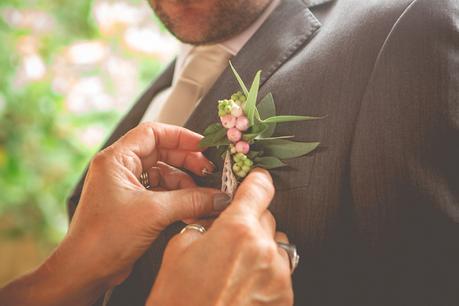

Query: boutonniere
[200,62,322,197]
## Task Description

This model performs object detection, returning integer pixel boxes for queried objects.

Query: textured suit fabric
[68,0,459,305]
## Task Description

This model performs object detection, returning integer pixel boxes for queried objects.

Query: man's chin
[169,21,250,46]
[169,28,233,46]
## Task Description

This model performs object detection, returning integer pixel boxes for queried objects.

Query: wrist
[0,237,108,306]
[65,216,134,288]
[34,234,109,306]
[55,231,114,288]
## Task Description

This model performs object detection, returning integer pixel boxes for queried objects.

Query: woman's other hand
[147,168,293,306]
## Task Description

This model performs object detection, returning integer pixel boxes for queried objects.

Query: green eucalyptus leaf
[257,93,276,118]
[245,70,261,125]
[254,156,287,169]
[215,140,231,148]
[254,139,319,159]
[247,150,262,160]
[259,122,276,138]
[262,115,323,124]
[242,123,268,142]
[203,123,224,136]
[254,108,262,122]
[251,122,268,134]
[256,136,295,141]
[199,128,227,148]
[242,133,259,142]
[257,93,276,137]
[229,61,248,96]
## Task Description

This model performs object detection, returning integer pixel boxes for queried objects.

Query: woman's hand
[68,122,231,286]
[0,123,231,306]
[147,169,294,306]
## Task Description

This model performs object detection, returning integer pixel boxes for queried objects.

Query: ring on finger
[180,224,207,235]
[139,171,151,189]
[277,242,300,274]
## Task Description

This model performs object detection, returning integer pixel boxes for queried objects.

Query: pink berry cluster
[218,91,254,178]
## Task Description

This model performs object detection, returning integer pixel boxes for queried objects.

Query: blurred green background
[0,0,176,284]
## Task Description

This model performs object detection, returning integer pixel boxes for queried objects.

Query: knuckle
[226,218,257,241]
[91,150,111,168]
[255,240,278,266]
[136,122,156,139]
[137,121,153,131]
[230,223,276,260]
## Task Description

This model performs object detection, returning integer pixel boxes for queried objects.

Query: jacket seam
[347,0,420,198]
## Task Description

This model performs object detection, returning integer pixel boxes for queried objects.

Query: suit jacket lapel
[184,0,324,187]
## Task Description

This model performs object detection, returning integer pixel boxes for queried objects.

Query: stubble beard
[151,0,271,45]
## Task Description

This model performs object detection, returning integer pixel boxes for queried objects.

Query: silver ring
[139,171,151,189]
[277,242,300,274]
[180,224,207,234]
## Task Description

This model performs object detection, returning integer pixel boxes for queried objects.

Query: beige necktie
[153,45,232,126]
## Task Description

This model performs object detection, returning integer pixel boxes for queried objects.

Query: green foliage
[254,156,286,169]
[253,139,320,160]
[200,65,322,180]
[261,115,323,124]
[203,123,224,136]
[244,70,261,125]
[200,126,229,148]
[229,62,248,96]
[256,93,276,138]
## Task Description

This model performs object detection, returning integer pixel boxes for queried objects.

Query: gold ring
[180,224,207,234]
[139,171,151,189]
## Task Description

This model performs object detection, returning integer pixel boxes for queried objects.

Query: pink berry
[220,115,236,129]
[231,104,243,117]
[227,128,242,143]
[235,141,250,154]
[236,116,250,131]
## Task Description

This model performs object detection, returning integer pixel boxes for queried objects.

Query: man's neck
[220,0,281,56]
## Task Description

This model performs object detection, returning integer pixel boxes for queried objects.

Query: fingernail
[213,193,232,211]
[209,161,216,170]
[202,162,217,176]
[202,168,212,176]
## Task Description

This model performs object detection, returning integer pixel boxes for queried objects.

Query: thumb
[152,188,232,225]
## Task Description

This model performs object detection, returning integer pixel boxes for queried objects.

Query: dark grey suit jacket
[68,0,459,305]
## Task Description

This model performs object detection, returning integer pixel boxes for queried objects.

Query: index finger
[112,122,212,175]
[116,122,204,157]
[226,168,275,218]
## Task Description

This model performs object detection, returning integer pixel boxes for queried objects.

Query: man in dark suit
[68,0,459,305]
